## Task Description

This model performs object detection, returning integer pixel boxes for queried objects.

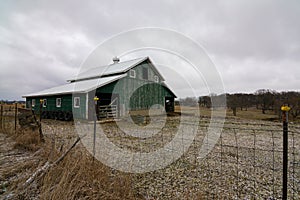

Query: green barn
[23,57,176,120]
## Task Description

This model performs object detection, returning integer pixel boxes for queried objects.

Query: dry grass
[40,146,139,200]
[0,117,142,200]
[1,106,299,199]
[225,107,279,120]
[197,106,279,121]
[1,103,25,110]
[13,129,42,151]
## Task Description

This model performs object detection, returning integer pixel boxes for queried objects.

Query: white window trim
[129,69,136,78]
[56,98,61,108]
[154,75,159,83]
[43,99,47,107]
[32,99,36,107]
[74,97,80,108]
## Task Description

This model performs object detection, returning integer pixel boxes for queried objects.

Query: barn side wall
[96,77,174,116]
[72,93,87,120]
[26,95,72,112]
[26,94,88,120]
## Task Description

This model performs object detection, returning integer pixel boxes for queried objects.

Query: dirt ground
[0,108,300,199]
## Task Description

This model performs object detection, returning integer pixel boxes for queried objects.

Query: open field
[181,106,279,121]
[0,106,300,199]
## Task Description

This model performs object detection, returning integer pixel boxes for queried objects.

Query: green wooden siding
[129,83,165,110]
[94,60,175,113]
[130,61,161,83]
[72,94,87,119]
[26,94,87,119]
[26,95,72,112]
[96,77,173,111]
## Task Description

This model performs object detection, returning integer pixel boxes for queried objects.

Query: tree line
[179,89,300,119]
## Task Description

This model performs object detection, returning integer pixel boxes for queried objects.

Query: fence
[198,120,300,199]
[107,116,299,199]
[0,103,19,134]
[1,103,299,199]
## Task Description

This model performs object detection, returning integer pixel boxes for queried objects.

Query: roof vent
[112,56,120,64]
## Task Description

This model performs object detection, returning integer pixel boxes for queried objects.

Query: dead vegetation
[0,114,142,200]
[39,145,138,200]
[0,106,299,199]
[13,130,41,152]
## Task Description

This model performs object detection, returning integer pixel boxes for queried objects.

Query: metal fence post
[281,105,290,200]
[93,96,99,161]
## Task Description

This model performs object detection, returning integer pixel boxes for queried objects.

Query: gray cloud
[0,0,299,100]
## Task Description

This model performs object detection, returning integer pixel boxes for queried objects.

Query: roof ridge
[108,56,147,66]
[67,57,148,82]
[81,56,147,73]
[23,74,127,97]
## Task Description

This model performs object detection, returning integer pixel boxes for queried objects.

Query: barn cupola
[112,56,120,64]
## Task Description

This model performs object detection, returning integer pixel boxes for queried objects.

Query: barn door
[97,93,119,119]
[165,97,174,112]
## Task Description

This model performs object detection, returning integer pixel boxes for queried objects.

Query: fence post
[39,99,45,142]
[0,103,3,130]
[39,99,43,123]
[281,105,290,200]
[93,96,99,161]
[14,102,18,133]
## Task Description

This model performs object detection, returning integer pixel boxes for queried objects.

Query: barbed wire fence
[1,103,299,199]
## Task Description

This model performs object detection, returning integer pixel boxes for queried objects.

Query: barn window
[142,68,148,80]
[32,99,36,107]
[43,99,47,107]
[74,97,80,108]
[56,98,61,108]
[129,69,136,78]
[27,101,31,108]
[154,75,159,83]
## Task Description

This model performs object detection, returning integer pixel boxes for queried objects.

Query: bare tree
[255,89,276,114]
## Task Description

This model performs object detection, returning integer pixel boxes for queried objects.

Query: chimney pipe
[113,56,120,64]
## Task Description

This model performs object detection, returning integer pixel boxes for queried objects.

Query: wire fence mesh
[1,104,299,199]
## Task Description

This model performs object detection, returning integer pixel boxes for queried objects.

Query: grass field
[199,106,279,120]
[177,105,279,121]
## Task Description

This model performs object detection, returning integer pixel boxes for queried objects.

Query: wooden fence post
[0,104,3,130]
[15,102,18,133]
[39,99,45,142]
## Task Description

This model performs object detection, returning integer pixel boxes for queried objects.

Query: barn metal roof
[67,57,165,82]
[67,57,148,82]
[23,74,126,97]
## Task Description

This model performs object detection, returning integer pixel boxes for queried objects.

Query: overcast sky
[1,0,300,100]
